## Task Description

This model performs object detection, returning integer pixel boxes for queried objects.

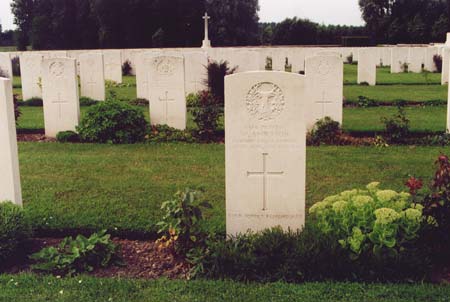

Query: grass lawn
[343,106,447,133]
[17,105,448,134]
[344,64,442,85]
[344,84,447,103]
[1,274,449,302]
[19,143,444,235]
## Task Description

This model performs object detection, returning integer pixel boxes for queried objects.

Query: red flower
[405,177,423,195]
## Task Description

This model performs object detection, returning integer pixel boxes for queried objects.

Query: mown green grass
[19,143,443,235]
[17,105,448,134]
[344,64,442,85]
[1,274,449,302]
[344,84,447,104]
[343,106,447,133]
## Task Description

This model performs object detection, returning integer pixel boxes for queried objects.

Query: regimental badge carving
[246,82,285,121]
[49,62,64,77]
[317,60,331,76]
[155,57,175,75]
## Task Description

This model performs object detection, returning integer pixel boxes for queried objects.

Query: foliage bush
[204,60,236,104]
[310,183,426,262]
[11,56,20,76]
[128,98,149,107]
[433,54,442,73]
[186,93,200,108]
[122,60,132,76]
[0,202,31,269]
[13,94,21,123]
[417,154,450,266]
[307,117,342,145]
[147,125,194,143]
[79,97,99,107]
[191,90,223,141]
[21,97,43,107]
[357,96,378,108]
[30,230,121,276]
[156,189,212,256]
[77,101,148,144]
[56,131,80,143]
[381,105,410,143]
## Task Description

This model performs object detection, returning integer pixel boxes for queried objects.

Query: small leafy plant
[148,125,194,143]
[284,57,292,72]
[433,54,442,73]
[77,100,148,144]
[191,90,222,141]
[0,202,31,269]
[13,94,21,123]
[157,189,212,255]
[307,117,342,145]
[122,60,132,76]
[265,56,273,71]
[56,131,80,143]
[346,54,353,64]
[30,230,121,276]
[381,105,410,143]
[309,183,427,261]
[357,96,378,108]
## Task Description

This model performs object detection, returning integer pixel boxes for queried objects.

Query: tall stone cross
[247,153,284,211]
[316,90,333,118]
[52,92,68,119]
[202,13,211,48]
[159,91,175,123]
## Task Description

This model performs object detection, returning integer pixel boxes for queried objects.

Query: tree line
[6,0,450,50]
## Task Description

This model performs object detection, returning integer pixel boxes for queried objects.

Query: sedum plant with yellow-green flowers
[309,182,427,260]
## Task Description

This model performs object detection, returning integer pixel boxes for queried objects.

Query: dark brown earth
[5,238,190,280]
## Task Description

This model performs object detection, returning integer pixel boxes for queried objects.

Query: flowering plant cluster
[309,182,425,259]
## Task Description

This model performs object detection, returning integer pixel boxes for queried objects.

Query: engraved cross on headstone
[316,90,333,117]
[247,153,284,211]
[203,13,210,41]
[52,92,69,119]
[159,91,175,123]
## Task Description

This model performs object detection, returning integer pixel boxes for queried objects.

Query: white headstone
[147,55,186,130]
[390,47,409,73]
[381,47,392,67]
[448,61,450,132]
[408,47,426,73]
[225,71,306,235]
[20,53,44,100]
[305,54,344,129]
[0,53,13,78]
[184,51,208,94]
[358,48,377,86]
[79,53,105,101]
[0,78,22,205]
[103,50,122,83]
[442,48,450,85]
[41,58,80,138]
[136,50,161,99]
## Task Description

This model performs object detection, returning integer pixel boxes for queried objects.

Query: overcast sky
[0,0,364,31]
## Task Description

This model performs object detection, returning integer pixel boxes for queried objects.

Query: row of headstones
[12,51,345,137]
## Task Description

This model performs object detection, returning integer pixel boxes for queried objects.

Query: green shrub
[148,125,194,143]
[56,131,80,143]
[186,93,200,108]
[357,96,378,108]
[204,60,236,104]
[30,230,121,276]
[309,183,428,264]
[381,105,410,143]
[307,117,341,145]
[346,54,353,64]
[433,54,442,73]
[156,189,211,256]
[77,101,148,144]
[11,56,20,77]
[128,98,149,107]
[0,202,31,269]
[418,155,450,266]
[21,97,43,107]
[265,56,273,71]
[122,60,132,76]
[79,97,99,107]
[284,57,292,72]
[191,90,222,141]
[13,94,21,123]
